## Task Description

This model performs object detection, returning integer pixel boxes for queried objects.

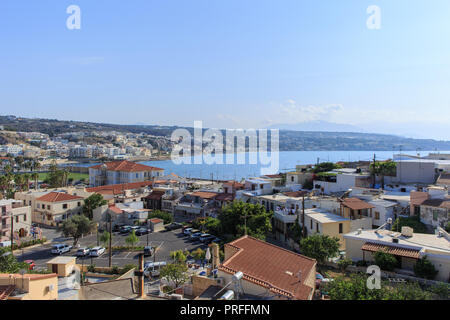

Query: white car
[89,246,106,257]
[76,247,90,257]
[51,244,72,255]
[183,228,193,236]
[143,261,167,277]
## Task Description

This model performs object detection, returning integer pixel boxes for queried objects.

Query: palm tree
[31,172,39,190]
[22,173,31,191]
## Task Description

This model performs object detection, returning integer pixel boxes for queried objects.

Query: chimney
[138,253,145,298]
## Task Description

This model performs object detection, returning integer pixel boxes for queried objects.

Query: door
[52,264,58,273]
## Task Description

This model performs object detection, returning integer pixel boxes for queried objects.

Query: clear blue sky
[1,0,450,139]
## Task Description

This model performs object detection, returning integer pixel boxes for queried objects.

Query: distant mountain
[267,121,365,133]
[1,115,450,152]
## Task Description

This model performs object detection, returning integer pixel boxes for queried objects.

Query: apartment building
[0,199,32,242]
[89,160,164,187]
[34,192,84,226]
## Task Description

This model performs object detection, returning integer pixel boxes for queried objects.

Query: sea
[70,150,447,181]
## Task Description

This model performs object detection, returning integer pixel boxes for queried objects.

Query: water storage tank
[232,271,243,281]
[219,290,234,300]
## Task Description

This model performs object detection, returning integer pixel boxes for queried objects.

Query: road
[16,229,208,269]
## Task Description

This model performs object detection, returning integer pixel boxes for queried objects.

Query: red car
[25,260,35,270]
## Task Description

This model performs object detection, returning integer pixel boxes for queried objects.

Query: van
[51,244,72,255]
[143,261,167,277]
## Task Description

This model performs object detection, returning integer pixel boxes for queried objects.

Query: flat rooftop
[305,208,349,223]
[344,229,450,254]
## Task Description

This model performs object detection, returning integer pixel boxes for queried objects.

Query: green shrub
[121,264,137,274]
[148,210,173,224]
[355,260,368,267]
[414,256,438,280]
[374,250,398,271]
[111,266,120,274]
[87,264,96,273]
[337,258,353,272]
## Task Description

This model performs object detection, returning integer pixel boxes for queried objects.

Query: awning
[361,242,420,259]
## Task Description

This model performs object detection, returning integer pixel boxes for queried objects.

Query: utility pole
[108,214,112,268]
[372,153,376,188]
[301,195,306,238]
[10,212,14,252]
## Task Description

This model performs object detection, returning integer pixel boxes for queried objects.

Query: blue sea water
[71,150,446,181]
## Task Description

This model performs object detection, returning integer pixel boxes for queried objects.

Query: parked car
[143,261,167,277]
[113,224,123,232]
[144,246,155,257]
[136,227,150,236]
[89,246,106,257]
[76,247,90,257]
[199,233,212,243]
[183,227,193,236]
[51,244,72,255]
[201,234,216,244]
[189,232,203,241]
[25,260,35,270]
[165,222,183,231]
[211,237,222,244]
[120,226,132,234]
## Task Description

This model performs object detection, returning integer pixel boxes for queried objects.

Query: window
[316,222,319,232]
[291,176,294,182]
[63,204,68,209]
[37,204,40,209]
[47,205,51,210]
[375,211,380,220]
[310,219,313,229]
[23,215,26,222]
[16,216,19,223]
[339,223,343,234]
[433,210,439,221]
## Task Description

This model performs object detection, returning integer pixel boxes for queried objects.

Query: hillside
[1,115,450,152]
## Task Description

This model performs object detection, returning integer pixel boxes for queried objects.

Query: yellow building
[0,273,58,300]
[47,256,77,277]
[303,208,351,249]
[34,192,85,226]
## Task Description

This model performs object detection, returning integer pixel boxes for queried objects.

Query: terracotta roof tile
[86,181,153,194]
[361,242,421,259]
[36,192,83,203]
[90,160,163,173]
[218,236,316,300]
[190,191,218,199]
[0,273,58,281]
[342,198,375,210]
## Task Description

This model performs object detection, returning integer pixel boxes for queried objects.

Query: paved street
[15,229,208,269]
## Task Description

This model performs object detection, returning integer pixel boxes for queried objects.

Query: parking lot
[15,228,208,269]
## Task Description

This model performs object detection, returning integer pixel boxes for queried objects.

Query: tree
[170,250,188,264]
[218,201,273,240]
[204,217,221,236]
[337,258,353,272]
[391,215,430,234]
[370,161,397,189]
[82,194,107,220]
[100,231,111,247]
[313,162,341,174]
[125,230,139,248]
[31,172,39,190]
[61,215,96,246]
[160,263,190,289]
[414,256,438,280]
[0,248,29,273]
[300,234,340,265]
[323,273,433,300]
[374,250,398,271]
[147,210,173,224]
[287,216,303,242]
[191,248,205,262]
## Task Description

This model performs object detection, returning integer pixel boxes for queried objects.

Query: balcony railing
[1,224,11,230]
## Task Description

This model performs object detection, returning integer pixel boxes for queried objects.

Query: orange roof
[108,205,123,214]
[218,236,316,300]
[361,242,421,259]
[86,181,153,194]
[341,198,374,210]
[36,192,83,203]
[283,191,308,198]
[190,191,218,199]
[0,273,58,281]
[90,160,164,172]
[410,191,429,206]
[149,218,163,224]
[223,181,245,189]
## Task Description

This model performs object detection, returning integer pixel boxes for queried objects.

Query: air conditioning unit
[48,284,54,292]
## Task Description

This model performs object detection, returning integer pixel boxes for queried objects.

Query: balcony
[1,224,11,230]
[274,208,298,224]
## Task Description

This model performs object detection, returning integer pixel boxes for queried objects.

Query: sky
[1,0,450,140]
